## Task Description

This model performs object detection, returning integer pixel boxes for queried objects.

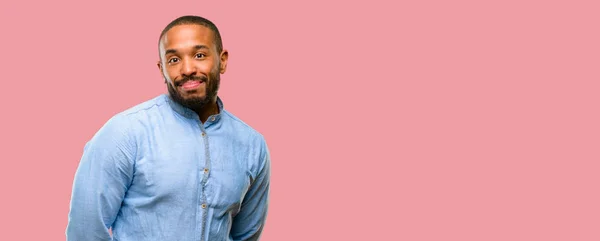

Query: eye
[195,53,206,59]
[168,57,179,64]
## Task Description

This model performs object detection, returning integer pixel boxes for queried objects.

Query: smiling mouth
[178,78,204,85]
[180,79,204,90]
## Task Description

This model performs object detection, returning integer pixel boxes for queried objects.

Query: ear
[219,49,229,74]
[157,60,166,83]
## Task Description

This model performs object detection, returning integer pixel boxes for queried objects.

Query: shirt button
[204,168,209,173]
[201,203,207,209]
[201,132,206,136]
[210,117,215,121]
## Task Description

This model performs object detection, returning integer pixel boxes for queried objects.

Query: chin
[167,82,214,109]
[181,91,207,100]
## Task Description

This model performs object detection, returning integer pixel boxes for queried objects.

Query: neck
[195,97,219,123]
[166,92,220,123]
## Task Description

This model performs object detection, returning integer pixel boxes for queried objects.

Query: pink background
[1,0,599,240]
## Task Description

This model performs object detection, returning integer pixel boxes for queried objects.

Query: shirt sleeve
[231,137,271,241]
[66,115,136,241]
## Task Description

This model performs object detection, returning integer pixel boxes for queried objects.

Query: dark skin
[157,24,229,123]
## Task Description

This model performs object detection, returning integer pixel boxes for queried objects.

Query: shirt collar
[165,94,224,122]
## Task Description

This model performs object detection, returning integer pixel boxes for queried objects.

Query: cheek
[197,63,215,73]
[197,59,218,72]
[165,68,179,80]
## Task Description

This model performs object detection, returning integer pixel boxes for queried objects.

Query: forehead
[160,24,215,50]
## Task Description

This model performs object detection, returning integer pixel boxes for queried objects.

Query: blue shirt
[66,94,271,241]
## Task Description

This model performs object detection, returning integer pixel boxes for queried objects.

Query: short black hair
[158,15,223,58]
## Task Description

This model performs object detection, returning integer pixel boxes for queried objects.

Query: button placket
[198,123,211,241]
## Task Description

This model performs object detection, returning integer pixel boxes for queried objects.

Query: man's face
[158,24,228,110]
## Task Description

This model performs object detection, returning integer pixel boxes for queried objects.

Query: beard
[166,67,220,111]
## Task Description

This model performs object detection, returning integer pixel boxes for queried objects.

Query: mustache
[176,75,208,86]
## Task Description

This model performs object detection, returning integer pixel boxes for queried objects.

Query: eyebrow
[165,45,209,55]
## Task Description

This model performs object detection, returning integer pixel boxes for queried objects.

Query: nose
[180,58,197,77]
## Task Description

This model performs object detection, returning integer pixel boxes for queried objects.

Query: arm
[231,138,271,241]
[66,115,136,241]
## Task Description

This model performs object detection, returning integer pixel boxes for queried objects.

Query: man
[66,15,271,241]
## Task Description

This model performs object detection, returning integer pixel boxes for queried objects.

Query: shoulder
[222,109,268,147]
[106,94,169,128]
[90,95,168,144]
[119,94,170,119]
[221,110,270,170]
